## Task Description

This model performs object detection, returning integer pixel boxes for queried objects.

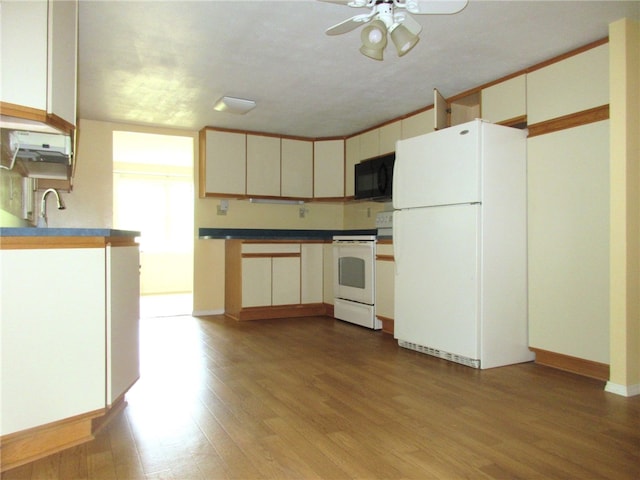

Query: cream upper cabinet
[481,75,527,125]
[247,134,281,197]
[526,44,609,124]
[359,129,379,159]
[344,136,360,198]
[201,129,246,196]
[281,138,313,198]
[379,121,401,154]
[0,0,78,132]
[401,109,435,139]
[314,139,344,198]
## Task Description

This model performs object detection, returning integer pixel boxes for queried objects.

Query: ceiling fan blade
[316,0,369,7]
[404,0,468,15]
[325,13,373,36]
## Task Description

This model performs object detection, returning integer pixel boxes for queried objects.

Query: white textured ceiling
[77,0,640,138]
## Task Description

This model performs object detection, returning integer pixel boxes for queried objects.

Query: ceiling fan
[319,0,468,60]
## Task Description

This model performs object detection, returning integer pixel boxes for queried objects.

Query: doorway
[112,131,194,317]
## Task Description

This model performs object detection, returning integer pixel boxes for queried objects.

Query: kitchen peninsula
[0,228,140,471]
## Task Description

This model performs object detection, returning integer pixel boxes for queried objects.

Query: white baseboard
[605,381,640,397]
[192,309,225,317]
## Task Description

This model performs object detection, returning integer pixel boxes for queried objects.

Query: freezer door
[393,204,480,360]
[393,120,481,210]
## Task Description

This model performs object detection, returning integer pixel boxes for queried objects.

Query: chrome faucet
[37,188,65,227]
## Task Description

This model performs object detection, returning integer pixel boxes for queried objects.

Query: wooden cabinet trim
[527,105,609,138]
[0,236,107,249]
[242,252,301,259]
[376,254,394,262]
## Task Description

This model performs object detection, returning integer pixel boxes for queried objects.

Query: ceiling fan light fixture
[390,23,420,56]
[360,19,387,60]
[213,96,256,114]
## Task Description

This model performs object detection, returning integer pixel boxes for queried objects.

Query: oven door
[333,241,375,305]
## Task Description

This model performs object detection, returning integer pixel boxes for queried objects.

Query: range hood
[5,130,72,180]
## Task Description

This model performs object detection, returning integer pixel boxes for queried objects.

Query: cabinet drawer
[242,243,301,255]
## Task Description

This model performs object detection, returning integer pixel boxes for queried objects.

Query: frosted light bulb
[368,28,384,44]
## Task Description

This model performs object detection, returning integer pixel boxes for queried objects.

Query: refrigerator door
[393,204,480,360]
[393,120,481,210]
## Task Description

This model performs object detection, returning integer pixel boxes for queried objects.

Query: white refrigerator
[392,119,534,369]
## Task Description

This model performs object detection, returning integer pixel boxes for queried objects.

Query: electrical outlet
[217,199,229,215]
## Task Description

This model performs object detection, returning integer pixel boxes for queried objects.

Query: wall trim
[193,308,225,317]
[377,315,394,335]
[605,382,640,397]
[530,347,609,381]
[0,409,104,473]
[527,104,610,137]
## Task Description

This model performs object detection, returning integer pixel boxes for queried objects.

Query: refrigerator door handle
[392,210,400,276]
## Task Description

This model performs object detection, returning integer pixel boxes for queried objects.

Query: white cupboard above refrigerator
[393,119,534,369]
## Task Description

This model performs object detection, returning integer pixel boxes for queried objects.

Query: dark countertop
[0,227,141,237]
[198,228,377,240]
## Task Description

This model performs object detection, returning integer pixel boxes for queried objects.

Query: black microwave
[354,153,395,201]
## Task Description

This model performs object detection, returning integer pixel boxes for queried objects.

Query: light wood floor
[3,315,639,480]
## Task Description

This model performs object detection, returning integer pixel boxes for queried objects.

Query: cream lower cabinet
[226,240,328,321]
[375,242,395,334]
[301,243,323,303]
[106,244,140,406]
[1,247,106,436]
[242,254,301,307]
[527,121,610,366]
[0,237,140,472]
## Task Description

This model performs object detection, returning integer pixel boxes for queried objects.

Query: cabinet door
[0,248,106,435]
[344,136,360,198]
[359,129,379,160]
[1,1,48,111]
[379,121,401,154]
[48,0,78,126]
[375,244,395,319]
[281,138,313,198]
[314,139,344,198]
[401,110,435,139]
[527,121,609,364]
[322,243,334,304]
[203,130,246,195]
[301,244,323,304]
[247,134,281,196]
[0,0,77,129]
[242,257,272,307]
[481,75,526,125]
[527,44,609,124]
[272,257,301,305]
[106,245,140,406]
